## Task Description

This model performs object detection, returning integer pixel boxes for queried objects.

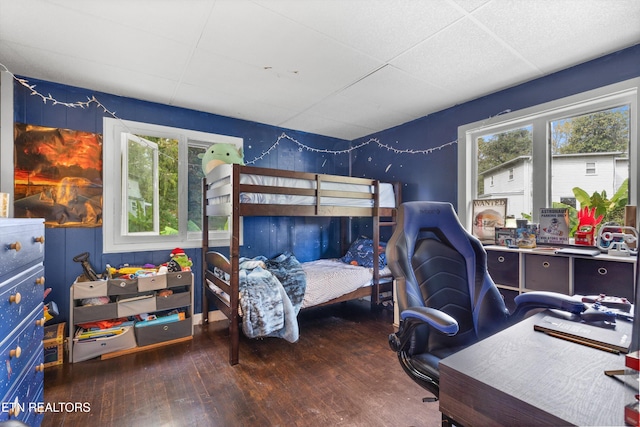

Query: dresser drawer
[0,342,44,424]
[0,265,45,338]
[573,258,634,300]
[0,219,45,283]
[0,305,44,394]
[524,253,570,293]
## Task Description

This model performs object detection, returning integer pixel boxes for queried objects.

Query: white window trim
[103,118,243,253]
[458,77,639,230]
[585,161,597,175]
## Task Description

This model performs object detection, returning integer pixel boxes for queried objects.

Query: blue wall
[12,43,640,326]
[13,79,352,325]
[351,44,640,206]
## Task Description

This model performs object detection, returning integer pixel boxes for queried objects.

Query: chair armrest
[400,307,459,336]
[512,291,586,319]
[389,307,459,353]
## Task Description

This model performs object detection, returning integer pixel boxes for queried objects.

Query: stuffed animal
[167,247,192,272]
[198,143,244,175]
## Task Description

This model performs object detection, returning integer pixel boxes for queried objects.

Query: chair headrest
[396,201,479,292]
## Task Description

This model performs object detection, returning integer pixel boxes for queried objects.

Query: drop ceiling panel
[391,16,539,103]
[253,0,465,61]
[46,0,214,45]
[183,48,334,111]
[335,65,456,119]
[198,0,383,92]
[173,81,299,126]
[473,0,640,74]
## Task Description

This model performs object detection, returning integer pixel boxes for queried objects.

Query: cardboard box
[43,322,66,368]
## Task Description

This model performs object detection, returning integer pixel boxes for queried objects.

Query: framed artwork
[14,123,103,227]
[472,198,507,244]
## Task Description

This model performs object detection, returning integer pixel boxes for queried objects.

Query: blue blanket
[238,252,307,342]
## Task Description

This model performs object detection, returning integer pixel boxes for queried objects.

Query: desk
[439,312,635,426]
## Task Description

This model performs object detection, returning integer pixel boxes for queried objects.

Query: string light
[245,133,457,164]
[1,64,458,162]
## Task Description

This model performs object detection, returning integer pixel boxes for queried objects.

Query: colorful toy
[574,207,603,246]
[198,143,244,175]
[167,247,192,272]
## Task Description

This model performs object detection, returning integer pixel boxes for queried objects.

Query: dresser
[0,218,45,426]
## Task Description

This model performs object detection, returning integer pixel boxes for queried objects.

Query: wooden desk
[439,312,635,426]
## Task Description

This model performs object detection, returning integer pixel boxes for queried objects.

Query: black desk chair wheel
[386,201,585,426]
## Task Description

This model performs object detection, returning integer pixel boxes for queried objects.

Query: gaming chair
[387,201,585,402]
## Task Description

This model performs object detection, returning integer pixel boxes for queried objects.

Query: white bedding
[207,164,396,208]
[300,259,391,308]
[206,258,391,310]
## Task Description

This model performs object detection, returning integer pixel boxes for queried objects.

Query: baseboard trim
[192,311,228,325]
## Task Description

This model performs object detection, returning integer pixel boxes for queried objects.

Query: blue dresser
[0,218,45,426]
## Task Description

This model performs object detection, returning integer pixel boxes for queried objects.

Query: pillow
[340,236,387,268]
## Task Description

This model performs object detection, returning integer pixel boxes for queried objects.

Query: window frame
[458,77,638,230]
[103,118,243,254]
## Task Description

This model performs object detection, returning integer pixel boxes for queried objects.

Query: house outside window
[458,78,638,229]
[103,118,243,253]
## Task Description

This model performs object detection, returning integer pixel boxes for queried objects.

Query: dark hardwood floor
[43,301,441,427]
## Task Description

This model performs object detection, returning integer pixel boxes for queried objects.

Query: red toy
[574,207,603,246]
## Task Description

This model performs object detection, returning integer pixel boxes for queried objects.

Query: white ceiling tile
[182,48,332,110]
[198,0,383,90]
[46,0,215,45]
[173,81,298,126]
[253,0,464,61]
[391,16,539,102]
[335,65,456,118]
[473,0,640,73]
[280,112,376,141]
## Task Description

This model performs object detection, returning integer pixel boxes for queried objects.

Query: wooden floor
[43,301,441,427]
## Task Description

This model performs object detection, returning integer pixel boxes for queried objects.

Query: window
[103,118,243,253]
[458,78,638,232]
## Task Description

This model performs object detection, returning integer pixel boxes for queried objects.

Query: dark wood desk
[439,312,635,426]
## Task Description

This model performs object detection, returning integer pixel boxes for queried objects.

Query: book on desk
[534,313,633,354]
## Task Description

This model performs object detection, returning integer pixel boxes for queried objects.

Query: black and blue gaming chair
[387,201,585,401]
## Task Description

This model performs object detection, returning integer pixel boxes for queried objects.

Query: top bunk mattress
[206,164,396,208]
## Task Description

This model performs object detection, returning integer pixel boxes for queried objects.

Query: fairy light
[244,132,457,165]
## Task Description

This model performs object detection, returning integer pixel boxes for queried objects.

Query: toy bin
[72,326,136,363]
[134,313,191,347]
[43,322,66,368]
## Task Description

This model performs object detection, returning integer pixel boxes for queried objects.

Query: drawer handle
[9,241,22,252]
[163,325,169,331]
[9,404,20,417]
[36,317,46,327]
[9,292,21,304]
[542,261,550,268]
[10,346,21,358]
[36,363,45,372]
[34,235,45,244]
[36,276,46,285]
[497,256,505,263]
[598,267,608,276]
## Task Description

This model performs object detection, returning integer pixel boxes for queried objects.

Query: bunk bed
[201,163,400,365]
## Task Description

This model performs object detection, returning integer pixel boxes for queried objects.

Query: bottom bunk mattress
[206,258,391,310]
[300,259,391,308]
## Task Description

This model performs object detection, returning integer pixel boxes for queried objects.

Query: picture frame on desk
[538,207,570,245]
[472,198,507,245]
